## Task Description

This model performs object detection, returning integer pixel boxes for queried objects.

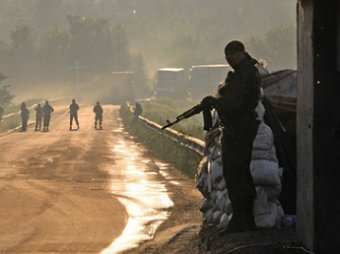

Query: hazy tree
[131,54,150,97]
[112,24,130,71]
[10,25,36,51]
[246,25,297,71]
[8,25,38,80]
[165,34,208,70]
[33,0,63,32]
[67,15,129,74]
[0,0,297,91]
[39,27,70,79]
[0,73,14,107]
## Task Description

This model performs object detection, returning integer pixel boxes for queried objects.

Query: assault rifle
[161,102,213,131]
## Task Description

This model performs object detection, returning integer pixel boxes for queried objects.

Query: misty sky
[0,0,297,101]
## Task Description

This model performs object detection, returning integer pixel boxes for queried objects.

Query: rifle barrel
[161,103,205,130]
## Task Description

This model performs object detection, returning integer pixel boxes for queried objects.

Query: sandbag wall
[196,107,284,231]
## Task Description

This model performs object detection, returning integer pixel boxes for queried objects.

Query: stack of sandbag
[196,103,284,231]
[196,125,233,230]
[251,122,284,228]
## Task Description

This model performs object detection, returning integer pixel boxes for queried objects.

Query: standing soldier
[34,103,43,131]
[201,40,261,233]
[20,102,29,132]
[42,100,54,132]
[93,101,103,129]
[69,99,79,130]
[133,102,142,123]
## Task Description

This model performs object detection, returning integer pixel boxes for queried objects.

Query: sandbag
[255,101,265,120]
[211,158,223,182]
[199,198,211,213]
[263,184,282,201]
[217,213,230,230]
[255,201,284,229]
[214,177,226,190]
[213,210,223,224]
[224,198,233,215]
[205,208,214,224]
[253,187,270,216]
[253,122,275,151]
[250,160,281,186]
[196,172,208,197]
[251,145,278,163]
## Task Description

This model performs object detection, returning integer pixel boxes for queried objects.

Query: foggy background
[0,0,297,104]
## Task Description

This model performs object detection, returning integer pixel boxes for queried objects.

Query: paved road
[0,105,129,253]
[0,104,201,254]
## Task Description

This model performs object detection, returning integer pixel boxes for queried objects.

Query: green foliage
[0,114,20,132]
[120,103,202,178]
[131,54,151,97]
[0,99,40,133]
[0,13,145,92]
[0,73,14,107]
[67,15,127,74]
[0,0,296,94]
[246,25,297,71]
[139,97,205,140]
[0,85,14,107]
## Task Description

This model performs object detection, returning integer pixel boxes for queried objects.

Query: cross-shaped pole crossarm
[67,60,87,89]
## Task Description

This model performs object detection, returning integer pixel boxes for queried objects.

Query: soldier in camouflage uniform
[201,41,261,233]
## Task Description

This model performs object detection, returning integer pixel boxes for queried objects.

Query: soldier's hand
[201,96,217,108]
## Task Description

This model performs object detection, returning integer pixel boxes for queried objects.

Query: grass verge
[0,99,41,133]
[120,103,203,178]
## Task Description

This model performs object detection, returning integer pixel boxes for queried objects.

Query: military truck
[188,64,230,98]
[154,68,187,98]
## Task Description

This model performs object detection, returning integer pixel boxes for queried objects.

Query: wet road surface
[0,104,201,254]
[101,124,175,253]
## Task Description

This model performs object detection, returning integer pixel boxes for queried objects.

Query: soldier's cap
[224,40,245,54]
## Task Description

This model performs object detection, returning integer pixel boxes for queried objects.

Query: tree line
[0,0,296,102]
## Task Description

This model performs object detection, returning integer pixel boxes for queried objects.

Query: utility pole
[68,60,87,89]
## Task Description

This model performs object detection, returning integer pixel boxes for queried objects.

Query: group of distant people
[19,99,103,132]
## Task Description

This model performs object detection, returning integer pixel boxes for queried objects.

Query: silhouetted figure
[0,105,4,123]
[42,101,54,132]
[133,102,142,123]
[34,103,43,131]
[20,102,29,132]
[201,40,261,234]
[69,99,79,130]
[93,101,103,129]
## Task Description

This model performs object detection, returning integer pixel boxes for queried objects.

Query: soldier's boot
[69,126,72,131]
[224,212,246,233]
[245,207,256,231]
[99,124,102,129]
[221,205,254,234]
[77,124,79,130]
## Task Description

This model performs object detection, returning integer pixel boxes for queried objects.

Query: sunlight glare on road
[100,134,174,254]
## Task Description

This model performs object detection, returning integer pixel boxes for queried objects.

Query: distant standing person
[20,102,29,132]
[42,100,54,132]
[93,101,103,129]
[69,99,79,130]
[34,103,43,131]
[0,105,4,123]
[133,102,142,123]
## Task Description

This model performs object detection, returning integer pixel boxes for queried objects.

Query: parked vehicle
[154,68,187,97]
[188,64,230,98]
